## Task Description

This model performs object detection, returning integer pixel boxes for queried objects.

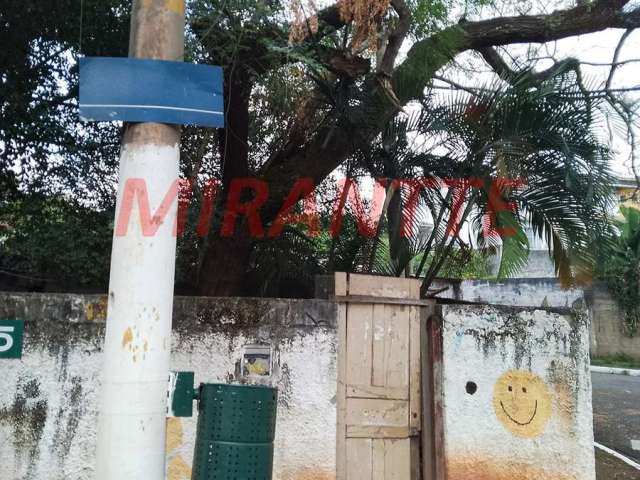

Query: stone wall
[0,293,338,480]
[439,304,595,480]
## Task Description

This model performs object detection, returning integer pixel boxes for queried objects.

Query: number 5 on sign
[0,320,24,359]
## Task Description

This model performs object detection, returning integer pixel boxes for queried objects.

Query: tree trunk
[196,66,253,296]
[197,234,253,296]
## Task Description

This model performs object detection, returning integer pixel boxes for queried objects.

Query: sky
[433,4,640,178]
[553,28,640,177]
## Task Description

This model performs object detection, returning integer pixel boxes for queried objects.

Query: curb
[594,442,640,471]
[590,365,640,377]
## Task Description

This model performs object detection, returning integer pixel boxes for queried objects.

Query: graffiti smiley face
[493,370,552,438]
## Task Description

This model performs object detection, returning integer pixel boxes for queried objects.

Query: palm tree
[349,71,615,294]
[249,71,615,297]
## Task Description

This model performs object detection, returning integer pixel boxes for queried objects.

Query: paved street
[592,372,640,464]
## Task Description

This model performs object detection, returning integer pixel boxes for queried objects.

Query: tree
[244,72,613,297]
[0,195,113,291]
[601,206,640,336]
[357,73,613,291]
[1,0,638,295]
[185,0,640,294]
[0,0,129,206]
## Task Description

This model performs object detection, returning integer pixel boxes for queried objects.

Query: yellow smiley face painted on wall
[493,370,552,438]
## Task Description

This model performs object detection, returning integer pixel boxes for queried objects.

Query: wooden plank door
[336,273,426,480]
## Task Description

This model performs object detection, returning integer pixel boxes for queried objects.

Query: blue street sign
[79,57,224,128]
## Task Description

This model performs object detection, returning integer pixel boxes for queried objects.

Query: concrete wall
[518,250,558,279]
[587,282,640,361]
[433,277,584,309]
[440,305,595,480]
[0,293,338,480]
[432,277,640,361]
[0,292,598,480]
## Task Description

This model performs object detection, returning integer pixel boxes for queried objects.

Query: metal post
[95,1,185,478]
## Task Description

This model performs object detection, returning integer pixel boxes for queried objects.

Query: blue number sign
[0,319,24,359]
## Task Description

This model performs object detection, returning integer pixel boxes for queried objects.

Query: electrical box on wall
[242,344,272,377]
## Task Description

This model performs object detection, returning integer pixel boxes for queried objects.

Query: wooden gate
[335,273,434,480]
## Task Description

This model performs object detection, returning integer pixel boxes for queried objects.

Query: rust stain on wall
[122,327,134,348]
[142,0,184,15]
[84,297,108,322]
[447,458,577,480]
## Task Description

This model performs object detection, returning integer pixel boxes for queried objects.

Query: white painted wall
[170,329,338,480]
[1,293,597,480]
[433,278,584,308]
[0,294,337,480]
[440,305,596,480]
[1,333,102,480]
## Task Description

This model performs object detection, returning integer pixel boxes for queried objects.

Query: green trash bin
[191,383,278,480]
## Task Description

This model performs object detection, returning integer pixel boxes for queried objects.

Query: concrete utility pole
[95,1,185,478]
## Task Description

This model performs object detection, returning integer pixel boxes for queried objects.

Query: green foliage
[602,206,640,337]
[591,353,640,370]
[0,196,113,290]
[248,227,323,297]
[407,0,494,38]
[0,0,621,297]
[342,71,614,293]
[268,66,616,295]
[1,0,129,205]
[413,247,492,279]
[407,0,449,38]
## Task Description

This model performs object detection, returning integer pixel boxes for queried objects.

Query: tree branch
[460,1,638,47]
[607,29,634,90]
[379,0,411,74]
[265,1,640,222]
[478,46,585,87]
[580,58,640,67]
[395,0,640,102]
[433,75,480,96]
[477,47,516,81]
